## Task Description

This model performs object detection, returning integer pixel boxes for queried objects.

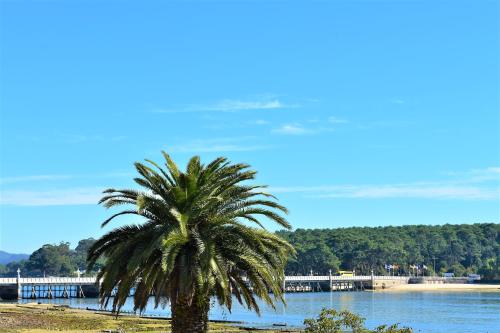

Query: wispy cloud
[328,116,349,124]
[0,175,73,185]
[17,134,127,144]
[271,124,310,135]
[0,187,104,206]
[65,135,127,144]
[152,97,298,114]
[272,117,346,136]
[357,120,412,130]
[0,172,132,185]
[269,167,500,201]
[168,137,273,153]
[446,167,500,183]
[198,99,287,112]
[390,98,405,104]
[249,119,270,126]
[270,184,498,200]
[319,185,496,200]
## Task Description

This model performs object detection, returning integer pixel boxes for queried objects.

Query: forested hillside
[0,251,29,265]
[277,223,500,279]
[2,224,499,280]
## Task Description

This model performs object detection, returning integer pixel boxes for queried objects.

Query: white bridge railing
[0,275,409,286]
[286,275,409,282]
[0,277,97,285]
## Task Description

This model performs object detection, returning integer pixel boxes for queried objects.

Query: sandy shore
[383,283,500,292]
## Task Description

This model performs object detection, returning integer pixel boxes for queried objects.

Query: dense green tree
[71,238,98,273]
[287,243,340,275]
[27,243,74,277]
[278,223,499,278]
[478,256,499,280]
[3,223,498,280]
[87,152,294,333]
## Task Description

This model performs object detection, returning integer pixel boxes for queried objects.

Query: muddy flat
[0,303,296,333]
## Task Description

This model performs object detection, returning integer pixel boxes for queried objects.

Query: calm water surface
[20,291,500,333]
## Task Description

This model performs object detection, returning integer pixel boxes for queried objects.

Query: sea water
[19,291,500,333]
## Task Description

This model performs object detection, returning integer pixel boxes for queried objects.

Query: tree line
[277,223,499,279]
[2,223,499,280]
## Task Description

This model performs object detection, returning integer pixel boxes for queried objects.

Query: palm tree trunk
[171,298,209,333]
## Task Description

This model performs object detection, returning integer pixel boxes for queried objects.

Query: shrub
[304,308,412,333]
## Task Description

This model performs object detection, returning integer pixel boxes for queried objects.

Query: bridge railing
[19,277,97,284]
[285,275,409,282]
[0,278,17,285]
[1,275,410,286]
[0,277,98,285]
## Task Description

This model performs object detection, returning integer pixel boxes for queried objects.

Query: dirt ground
[0,303,298,333]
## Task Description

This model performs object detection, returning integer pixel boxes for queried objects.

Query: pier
[284,274,409,292]
[0,271,412,300]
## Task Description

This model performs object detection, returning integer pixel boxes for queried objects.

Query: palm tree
[87,152,295,333]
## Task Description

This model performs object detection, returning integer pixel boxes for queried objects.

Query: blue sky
[0,1,499,253]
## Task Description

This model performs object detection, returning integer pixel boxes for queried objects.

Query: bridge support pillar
[16,268,22,299]
[77,285,85,298]
[328,269,332,291]
[62,285,69,298]
[371,269,375,290]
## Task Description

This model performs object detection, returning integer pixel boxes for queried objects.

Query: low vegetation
[304,308,412,333]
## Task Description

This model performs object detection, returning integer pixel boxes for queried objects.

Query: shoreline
[0,303,298,332]
[382,283,500,292]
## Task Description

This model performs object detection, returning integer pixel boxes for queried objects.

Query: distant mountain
[0,250,29,265]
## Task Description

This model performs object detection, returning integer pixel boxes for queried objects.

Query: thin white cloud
[0,175,73,185]
[271,124,309,135]
[0,172,133,185]
[152,98,298,113]
[357,120,412,130]
[328,116,349,124]
[65,135,127,144]
[249,119,270,125]
[446,167,500,183]
[269,167,500,200]
[168,137,273,153]
[0,187,104,206]
[270,184,498,200]
[170,143,271,153]
[315,185,497,200]
[199,99,286,112]
[271,121,337,135]
[390,98,405,104]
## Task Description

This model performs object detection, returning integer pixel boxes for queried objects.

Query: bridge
[0,273,410,300]
[284,275,409,292]
[0,276,99,300]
